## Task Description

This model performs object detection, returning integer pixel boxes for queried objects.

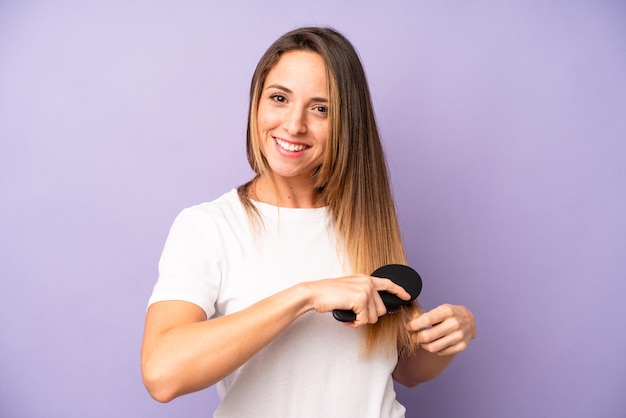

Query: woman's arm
[141,276,410,402]
[141,285,309,402]
[392,304,477,387]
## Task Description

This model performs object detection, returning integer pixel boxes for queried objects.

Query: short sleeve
[147,206,223,318]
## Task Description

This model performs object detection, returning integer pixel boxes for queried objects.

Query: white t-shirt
[149,189,406,418]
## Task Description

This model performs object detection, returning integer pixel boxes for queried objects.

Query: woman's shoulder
[189,189,240,213]
[173,189,247,231]
[178,189,238,215]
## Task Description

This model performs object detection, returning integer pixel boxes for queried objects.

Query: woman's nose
[285,107,307,135]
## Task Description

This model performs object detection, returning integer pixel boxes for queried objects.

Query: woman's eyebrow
[265,83,291,93]
[265,84,328,102]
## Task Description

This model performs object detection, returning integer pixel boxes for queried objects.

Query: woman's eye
[315,105,328,114]
[270,94,286,103]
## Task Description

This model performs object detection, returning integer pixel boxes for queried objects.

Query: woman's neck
[251,175,324,208]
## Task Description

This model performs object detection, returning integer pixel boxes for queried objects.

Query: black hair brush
[332,264,422,322]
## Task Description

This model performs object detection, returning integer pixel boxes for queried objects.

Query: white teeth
[275,137,307,152]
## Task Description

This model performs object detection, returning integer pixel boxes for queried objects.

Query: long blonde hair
[238,27,420,358]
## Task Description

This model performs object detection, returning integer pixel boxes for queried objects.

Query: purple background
[1,1,625,417]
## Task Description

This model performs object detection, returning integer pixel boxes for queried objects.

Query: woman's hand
[393,303,476,387]
[301,275,411,327]
[407,304,477,356]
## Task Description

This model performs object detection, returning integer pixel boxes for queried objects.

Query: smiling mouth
[275,137,308,152]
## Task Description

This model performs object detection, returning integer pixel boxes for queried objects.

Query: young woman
[142,26,476,417]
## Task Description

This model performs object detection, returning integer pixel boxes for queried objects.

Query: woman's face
[256,50,329,184]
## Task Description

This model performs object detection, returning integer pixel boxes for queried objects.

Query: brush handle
[332,309,358,322]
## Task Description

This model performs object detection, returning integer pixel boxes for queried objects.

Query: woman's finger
[419,329,468,355]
